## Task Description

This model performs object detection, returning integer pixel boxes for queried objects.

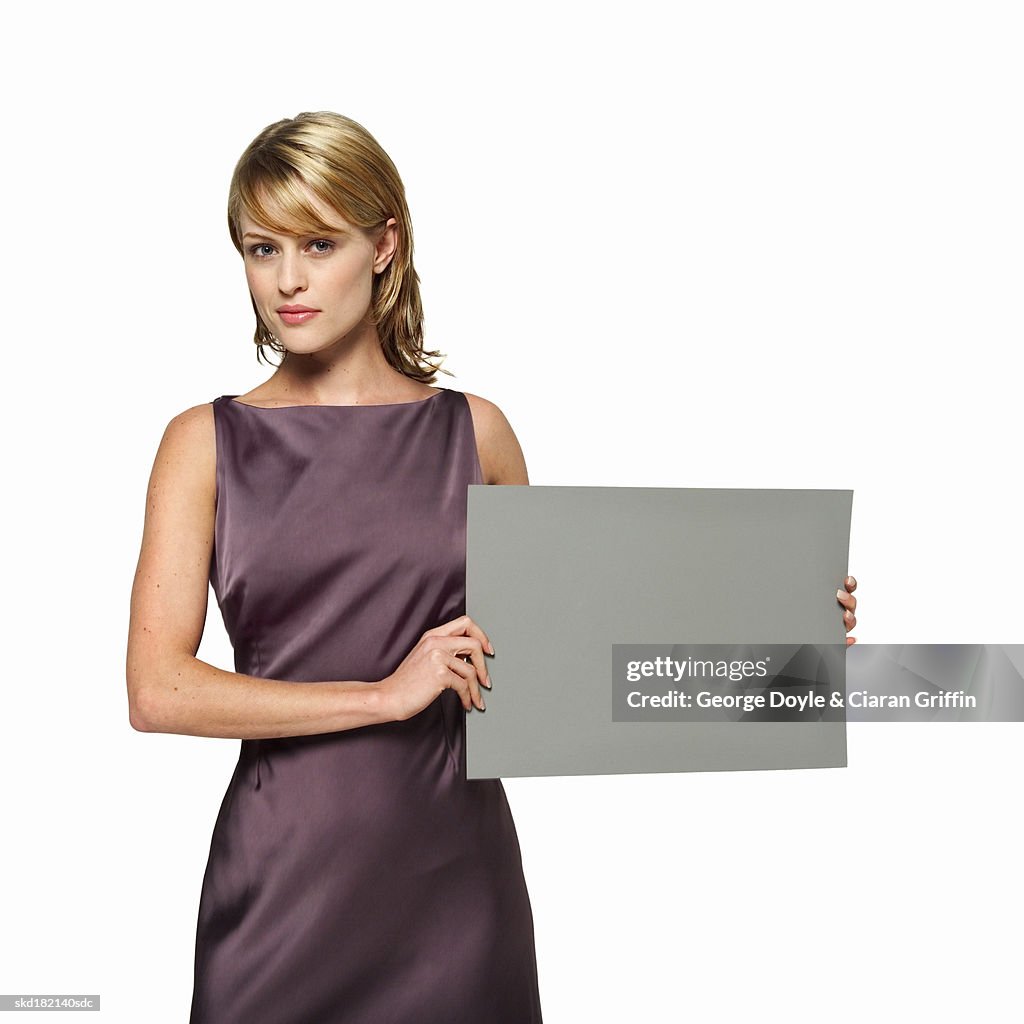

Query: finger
[457,615,494,657]
[844,576,857,593]
[847,636,857,647]
[446,652,485,711]
[445,636,490,692]
[427,614,495,657]
[844,612,857,631]
[836,590,858,613]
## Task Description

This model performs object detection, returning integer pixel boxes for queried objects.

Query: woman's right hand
[376,614,493,722]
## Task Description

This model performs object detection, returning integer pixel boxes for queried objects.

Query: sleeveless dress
[189,387,544,1023]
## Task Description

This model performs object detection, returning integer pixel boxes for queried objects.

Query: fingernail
[837,589,845,600]
[488,643,495,655]
[484,675,492,689]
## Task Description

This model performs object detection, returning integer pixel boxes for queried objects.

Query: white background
[2,2,1021,1021]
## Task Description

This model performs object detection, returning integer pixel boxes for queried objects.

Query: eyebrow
[242,228,348,240]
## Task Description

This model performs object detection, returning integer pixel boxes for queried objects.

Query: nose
[277,248,307,295]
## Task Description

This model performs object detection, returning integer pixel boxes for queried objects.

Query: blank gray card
[465,486,853,778]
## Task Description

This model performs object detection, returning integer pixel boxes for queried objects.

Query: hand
[837,576,858,646]
[376,614,493,723]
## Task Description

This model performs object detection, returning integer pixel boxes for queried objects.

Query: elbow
[126,665,172,734]
[127,638,194,733]
[129,713,151,733]
[128,684,161,733]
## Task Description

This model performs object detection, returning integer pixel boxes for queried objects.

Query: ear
[374,218,399,274]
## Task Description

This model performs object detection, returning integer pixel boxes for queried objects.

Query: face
[238,190,397,356]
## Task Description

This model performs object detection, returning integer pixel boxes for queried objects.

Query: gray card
[465,486,853,779]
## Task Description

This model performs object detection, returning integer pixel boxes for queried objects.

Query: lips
[277,306,321,326]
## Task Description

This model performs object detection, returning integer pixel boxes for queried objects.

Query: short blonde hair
[227,111,448,379]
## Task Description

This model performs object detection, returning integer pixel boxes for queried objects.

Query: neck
[262,332,423,406]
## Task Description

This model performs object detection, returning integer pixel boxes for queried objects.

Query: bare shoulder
[461,391,529,485]
[140,401,218,553]
[135,400,218,589]
[163,400,216,446]
[154,402,217,494]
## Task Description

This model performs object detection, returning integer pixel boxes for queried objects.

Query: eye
[248,243,275,258]
[309,239,335,254]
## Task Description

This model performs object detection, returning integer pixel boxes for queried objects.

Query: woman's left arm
[838,576,858,646]
[464,393,529,486]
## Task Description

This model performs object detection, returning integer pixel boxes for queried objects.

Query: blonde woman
[127,111,545,1023]
[127,110,860,1023]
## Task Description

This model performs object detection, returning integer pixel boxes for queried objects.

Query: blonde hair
[227,111,448,379]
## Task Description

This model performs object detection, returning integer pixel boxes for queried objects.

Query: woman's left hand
[837,576,858,646]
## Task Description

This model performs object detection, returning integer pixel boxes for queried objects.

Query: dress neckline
[224,388,447,410]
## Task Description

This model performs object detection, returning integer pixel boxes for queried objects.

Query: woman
[126,111,859,1024]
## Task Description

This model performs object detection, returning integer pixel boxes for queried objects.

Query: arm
[125,403,391,739]
[463,393,529,485]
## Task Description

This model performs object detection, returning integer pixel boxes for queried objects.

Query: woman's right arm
[125,403,395,739]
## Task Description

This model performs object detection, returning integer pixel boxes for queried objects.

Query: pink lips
[277,306,320,326]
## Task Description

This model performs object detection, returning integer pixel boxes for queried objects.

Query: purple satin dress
[189,387,543,1023]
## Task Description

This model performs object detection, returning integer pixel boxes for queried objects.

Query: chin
[279,335,334,355]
